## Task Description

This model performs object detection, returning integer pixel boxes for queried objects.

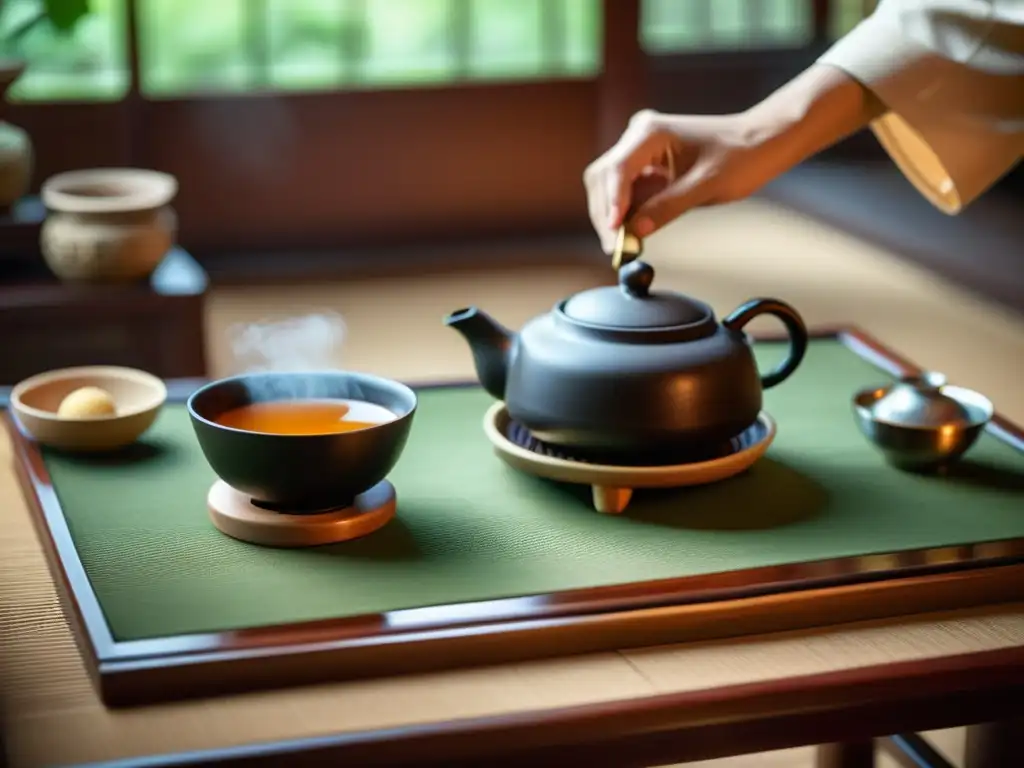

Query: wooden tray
[6,327,1024,708]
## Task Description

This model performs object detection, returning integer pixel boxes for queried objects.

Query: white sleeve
[818,0,1024,214]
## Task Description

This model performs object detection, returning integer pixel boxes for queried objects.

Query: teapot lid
[562,260,712,329]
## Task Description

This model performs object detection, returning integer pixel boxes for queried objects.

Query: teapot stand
[482,403,776,515]
[207,479,396,547]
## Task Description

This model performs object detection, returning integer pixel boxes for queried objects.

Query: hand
[583,66,883,254]
[583,109,774,253]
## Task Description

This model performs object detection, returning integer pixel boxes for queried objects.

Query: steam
[230,312,347,373]
[228,312,369,401]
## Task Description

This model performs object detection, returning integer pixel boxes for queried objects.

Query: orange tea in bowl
[187,371,417,509]
[214,399,397,436]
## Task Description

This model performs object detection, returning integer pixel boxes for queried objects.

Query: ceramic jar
[40,168,179,283]
[0,61,32,213]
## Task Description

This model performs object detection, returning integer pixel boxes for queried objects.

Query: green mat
[44,339,1024,641]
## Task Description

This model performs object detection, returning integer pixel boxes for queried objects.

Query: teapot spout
[444,307,514,401]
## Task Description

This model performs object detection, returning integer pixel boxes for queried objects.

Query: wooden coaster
[207,480,396,548]
[483,403,776,515]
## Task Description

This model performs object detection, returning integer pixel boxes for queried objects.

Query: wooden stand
[483,403,776,514]
[0,245,208,385]
[208,479,396,548]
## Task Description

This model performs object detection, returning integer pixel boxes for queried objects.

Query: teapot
[445,256,808,460]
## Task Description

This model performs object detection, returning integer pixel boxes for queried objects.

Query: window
[2,1,878,103]
[137,0,601,98]
[3,0,606,257]
[829,0,878,40]
[4,1,885,255]
[0,0,129,101]
[1,0,600,102]
[641,0,813,53]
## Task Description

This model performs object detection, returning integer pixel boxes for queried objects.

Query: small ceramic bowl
[11,366,167,452]
[187,371,417,511]
[852,383,993,471]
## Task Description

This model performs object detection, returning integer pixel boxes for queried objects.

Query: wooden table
[2,199,1022,767]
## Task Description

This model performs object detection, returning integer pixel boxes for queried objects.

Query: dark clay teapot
[445,257,808,459]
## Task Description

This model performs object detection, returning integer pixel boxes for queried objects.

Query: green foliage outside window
[640,0,878,53]
[640,0,813,53]
[829,0,877,40]
[3,0,601,102]
[140,0,601,96]
[0,0,123,100]
[1,0,874,103]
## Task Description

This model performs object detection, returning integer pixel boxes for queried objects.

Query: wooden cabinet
[0,240,208,386]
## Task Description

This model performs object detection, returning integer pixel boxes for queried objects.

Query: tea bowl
[10,366,167,452]
[187,371,418,510]
[852,381,993,472]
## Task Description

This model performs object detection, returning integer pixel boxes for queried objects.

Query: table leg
[965,718,1024,768]
[880,734,954,768]
[815,741,875,768]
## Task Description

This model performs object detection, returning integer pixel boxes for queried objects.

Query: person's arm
[734,64,887,191]
[619,66,886,237]
[818,0,1024,213]
[585,0,1023,247]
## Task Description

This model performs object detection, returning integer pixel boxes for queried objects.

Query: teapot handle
[722,299,808,389]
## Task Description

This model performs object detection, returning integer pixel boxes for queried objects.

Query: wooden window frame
[6,0,878,266]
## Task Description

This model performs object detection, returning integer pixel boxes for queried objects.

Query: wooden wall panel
[137,81,599,253]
